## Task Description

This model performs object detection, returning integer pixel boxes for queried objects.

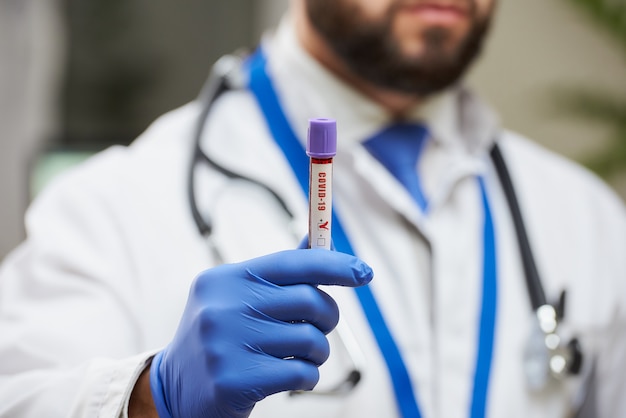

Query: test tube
[306,118,337,250]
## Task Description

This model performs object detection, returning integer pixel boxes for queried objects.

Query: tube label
[309,159,333,249]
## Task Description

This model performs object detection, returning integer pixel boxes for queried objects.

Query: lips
[400,0,471,23]
[404,0,470,12]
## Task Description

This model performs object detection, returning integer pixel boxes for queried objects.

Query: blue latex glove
[150,249,373,418]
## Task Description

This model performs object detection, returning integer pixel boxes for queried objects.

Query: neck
[292,3,422,118]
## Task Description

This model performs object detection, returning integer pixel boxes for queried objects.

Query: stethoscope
[187,52,584,399]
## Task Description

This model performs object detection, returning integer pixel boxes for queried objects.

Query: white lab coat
[0,18,625,418]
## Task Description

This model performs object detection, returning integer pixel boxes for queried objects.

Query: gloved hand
[150,249,373,418]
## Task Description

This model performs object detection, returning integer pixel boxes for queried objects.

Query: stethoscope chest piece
[523,304,584,391]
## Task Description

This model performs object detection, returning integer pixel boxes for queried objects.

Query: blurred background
[0,0,625,260]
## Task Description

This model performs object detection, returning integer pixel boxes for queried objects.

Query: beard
[305,0,493,97]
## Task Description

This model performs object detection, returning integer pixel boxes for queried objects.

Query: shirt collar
[263,16,500,153]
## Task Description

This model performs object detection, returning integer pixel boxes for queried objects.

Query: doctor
[0,0,625,417]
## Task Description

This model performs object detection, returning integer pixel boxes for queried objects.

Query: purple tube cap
[307,118,337,158]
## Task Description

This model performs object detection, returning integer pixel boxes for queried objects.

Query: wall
[0,0,65,260]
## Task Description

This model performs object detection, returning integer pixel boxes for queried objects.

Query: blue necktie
[363,123,429,211]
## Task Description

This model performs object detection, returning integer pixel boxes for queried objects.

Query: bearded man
[0,1,624,417]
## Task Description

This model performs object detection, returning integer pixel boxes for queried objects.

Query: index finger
[241,249,373,288]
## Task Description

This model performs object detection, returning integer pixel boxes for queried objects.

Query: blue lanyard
[245,48,497,418]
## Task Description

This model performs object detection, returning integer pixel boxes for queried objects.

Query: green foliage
[568,0,626,49]
[553,88,626,177]
[558,0,626,181]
